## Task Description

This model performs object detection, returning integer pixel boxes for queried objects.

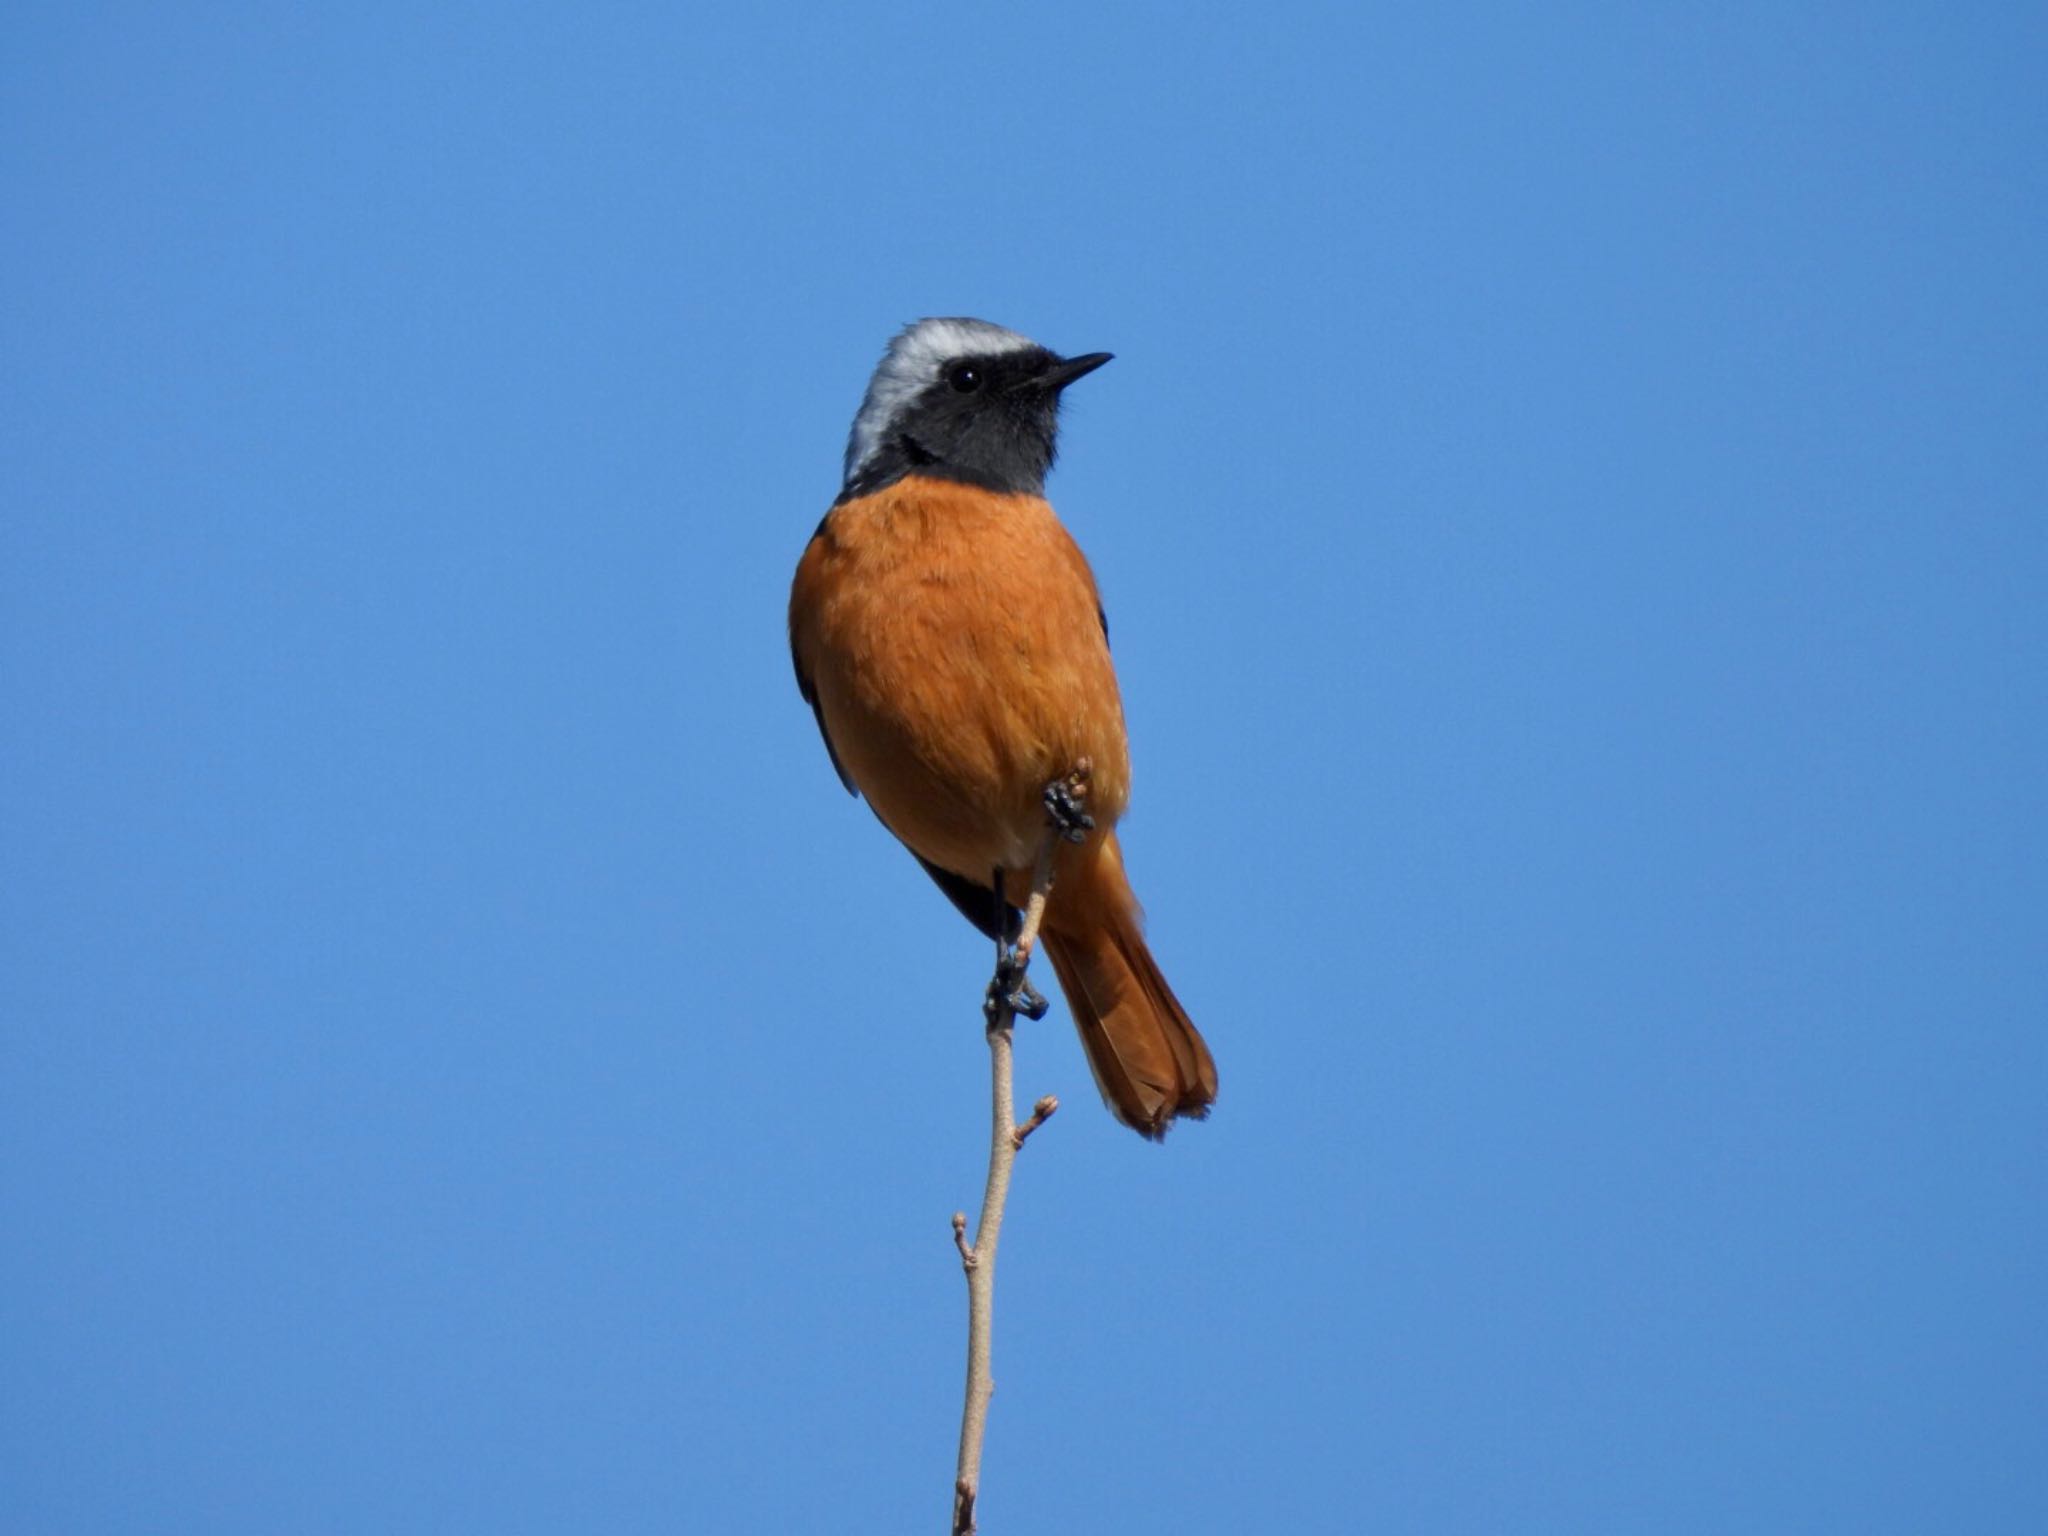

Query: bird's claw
[1043,776,1094,844]
[984,950,1050,1026]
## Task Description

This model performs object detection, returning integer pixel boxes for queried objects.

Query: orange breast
[789,475,1131,880]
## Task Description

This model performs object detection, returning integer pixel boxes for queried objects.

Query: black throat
[838,346,1066,504]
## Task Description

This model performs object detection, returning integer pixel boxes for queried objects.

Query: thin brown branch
[950,979,1024,1536]
[949,767,1089,1535]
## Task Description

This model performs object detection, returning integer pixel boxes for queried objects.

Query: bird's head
[841,317,1112,500]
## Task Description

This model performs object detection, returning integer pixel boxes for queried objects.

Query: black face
[840,347,1112,502]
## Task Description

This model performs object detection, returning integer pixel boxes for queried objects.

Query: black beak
[1019,351,1114,395]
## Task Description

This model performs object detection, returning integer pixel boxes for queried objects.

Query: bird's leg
[984,865,1049,1026]
[1042,758,1096,845]
[983,766,1089,1027]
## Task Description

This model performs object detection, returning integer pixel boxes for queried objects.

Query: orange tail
[1040,838,1217,1139]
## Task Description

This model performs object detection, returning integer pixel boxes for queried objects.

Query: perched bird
[788,318,1217,1138]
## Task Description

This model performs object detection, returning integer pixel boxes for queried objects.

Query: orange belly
[789,474,1131,881]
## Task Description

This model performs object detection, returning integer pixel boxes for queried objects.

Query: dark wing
[915,855,1021,943]
[791,632,855,794]
[790,515,856,795]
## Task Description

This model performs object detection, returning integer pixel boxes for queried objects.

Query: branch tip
[1012,1094,1061,1148]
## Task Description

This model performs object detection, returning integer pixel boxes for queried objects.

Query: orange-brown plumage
[791,475,1129,877]
[790,320,1215,1138]
[1035,836,1218,1138]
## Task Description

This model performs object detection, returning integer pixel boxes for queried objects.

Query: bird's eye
[947,364,983,393]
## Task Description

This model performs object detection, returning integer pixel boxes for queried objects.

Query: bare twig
[1012,1095,1060,1150]
[948,1015,1019,1536]
[949,767,1089,1535]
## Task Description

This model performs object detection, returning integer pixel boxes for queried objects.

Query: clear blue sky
[4,5,2043,1531]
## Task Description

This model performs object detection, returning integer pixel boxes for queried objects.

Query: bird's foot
[1042,763,1095,845]
[983,949,1050,1027]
